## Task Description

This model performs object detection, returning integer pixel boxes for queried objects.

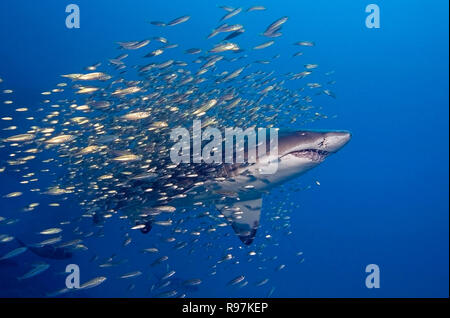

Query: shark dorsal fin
[216,197,262,245]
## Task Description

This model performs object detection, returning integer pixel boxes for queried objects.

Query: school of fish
[0,4,337,297]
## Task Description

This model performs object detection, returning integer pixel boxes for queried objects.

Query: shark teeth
[287,149,329,162]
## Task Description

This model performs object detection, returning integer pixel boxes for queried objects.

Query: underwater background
[0,0,448,298]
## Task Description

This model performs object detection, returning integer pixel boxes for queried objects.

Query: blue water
[0,0,448,298]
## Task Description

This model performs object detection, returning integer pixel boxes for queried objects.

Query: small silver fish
[254,41,275,50]
[227,275,245,286]
[167,15,190,26]
[221,8,242,21]
[120,271,142,279]
[80,276,107,289]
[17,263,50,280]
[0,247,27,260]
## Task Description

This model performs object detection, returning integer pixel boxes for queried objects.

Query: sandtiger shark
[118,130,351,245]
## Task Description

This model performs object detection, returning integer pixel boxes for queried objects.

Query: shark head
[242,130,352,187]
[276,130,351,173]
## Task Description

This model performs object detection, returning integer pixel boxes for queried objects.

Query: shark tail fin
[216,197,262,245]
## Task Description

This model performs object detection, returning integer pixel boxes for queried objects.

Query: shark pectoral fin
[216,197,262,245]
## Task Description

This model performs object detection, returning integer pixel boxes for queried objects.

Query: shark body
[123,130,351,245]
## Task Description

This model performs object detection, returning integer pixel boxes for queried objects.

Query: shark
[121,130,351,245]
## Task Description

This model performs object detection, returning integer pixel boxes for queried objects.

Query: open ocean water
[0,0,448,298]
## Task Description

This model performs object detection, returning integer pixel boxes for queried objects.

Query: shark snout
[323,131,351,153]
